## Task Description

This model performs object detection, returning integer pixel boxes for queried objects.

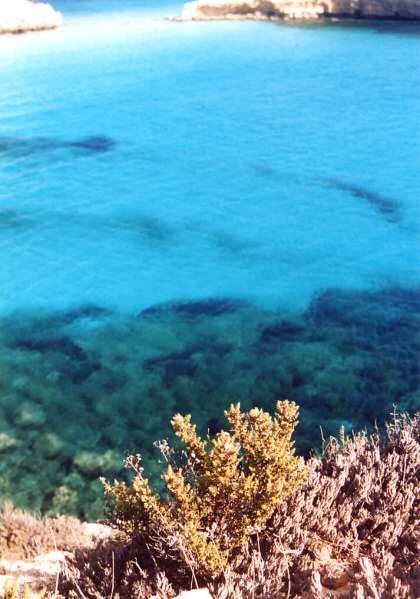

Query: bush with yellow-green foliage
[103,400,305,577]
[1,581,46,599]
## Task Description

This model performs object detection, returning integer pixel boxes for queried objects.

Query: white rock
[0,0,63,34]
[171,591,213,599]
[178,0,420,20]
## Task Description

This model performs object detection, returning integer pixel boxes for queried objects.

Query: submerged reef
[176,0,420,21]
[0,287,419,520]
[322,179,402,224]
[0,136,116,158]
[0,0,63,34]
[248,166,405,227]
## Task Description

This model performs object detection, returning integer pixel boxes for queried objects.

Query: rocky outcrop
[177,0,420,21]
[0,0,63,34]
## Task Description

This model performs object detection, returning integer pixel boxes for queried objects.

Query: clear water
[0,2,420,518]
[1,3,419,316]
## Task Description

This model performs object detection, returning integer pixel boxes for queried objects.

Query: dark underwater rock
[0,209,29,230]
[305,287,420,327]
[139,298,249,319]
[131,215,176,243]
[1,285,419,521]
[260,320,307,343]
[11,336,87,361]
[96,368,128,392]
[0,135,115,158]
[302,286,420,419]
[142,338,232,386]
[143,348,198,384]
[67,136,116,153]
[323,178,402,223]
[0,137,59,156]
[63,361,102,385]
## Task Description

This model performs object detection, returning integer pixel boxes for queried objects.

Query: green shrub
[102,400,305,577]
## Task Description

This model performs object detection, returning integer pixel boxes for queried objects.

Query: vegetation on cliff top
[58,406,420,599]
[103,401,304,577]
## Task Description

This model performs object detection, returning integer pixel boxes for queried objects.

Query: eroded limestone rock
[0,0,63,34]
[177,0,420,21]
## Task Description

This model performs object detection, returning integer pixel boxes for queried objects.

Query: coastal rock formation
[178,0,420,21]
[0,0,63,34]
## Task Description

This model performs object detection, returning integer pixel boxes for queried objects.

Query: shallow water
[0,2,419,517]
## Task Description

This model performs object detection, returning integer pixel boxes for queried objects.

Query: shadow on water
[274,18,420,37]
[0,135,116,158]
[366,20,420,36]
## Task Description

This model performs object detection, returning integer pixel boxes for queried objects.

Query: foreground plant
[102,400,304,577]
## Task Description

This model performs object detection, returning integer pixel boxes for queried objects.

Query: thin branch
[49,526,60,599]
[110,550,115,599]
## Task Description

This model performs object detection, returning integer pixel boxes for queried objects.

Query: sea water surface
[1,3,419,313]
[0,2,419,517]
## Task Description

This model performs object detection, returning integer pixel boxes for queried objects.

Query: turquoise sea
[0,1,419,518]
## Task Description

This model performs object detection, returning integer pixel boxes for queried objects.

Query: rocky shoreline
[0,0,62,34]
[176,0,420,21]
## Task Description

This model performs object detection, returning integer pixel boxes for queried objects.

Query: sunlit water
[1,2,419,316]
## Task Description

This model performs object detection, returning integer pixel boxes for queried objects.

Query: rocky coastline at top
[175,0,420,21]
[0,0,62,34]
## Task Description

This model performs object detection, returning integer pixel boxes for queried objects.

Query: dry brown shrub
[0,502,85,561]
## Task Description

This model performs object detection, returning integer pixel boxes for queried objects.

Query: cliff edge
[178,0,420,21]
[0,0,63,34]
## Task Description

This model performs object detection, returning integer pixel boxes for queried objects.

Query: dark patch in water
[206,417,223,436]
[131,215,175,243]
[0,209,27,229]
[11,336,87,361]
[260,320,307,344]
[143,339,232,386]
[66,136,116,153]
[63,361,102,385]
[0,137,58,156]
[304,287,420,399]
[306,287,420,328]
[246,164,403,225]
[212,230,259,256]
[0,135,115,158]
[370,21,420,36]
[139,298,249,319]
[95,368,129,392]
[172,298,248,318]
[143,348,198,384]
[322,178,402,223]
[247,164,280,178]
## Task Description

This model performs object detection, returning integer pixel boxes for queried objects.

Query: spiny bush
[102,400,305,577]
